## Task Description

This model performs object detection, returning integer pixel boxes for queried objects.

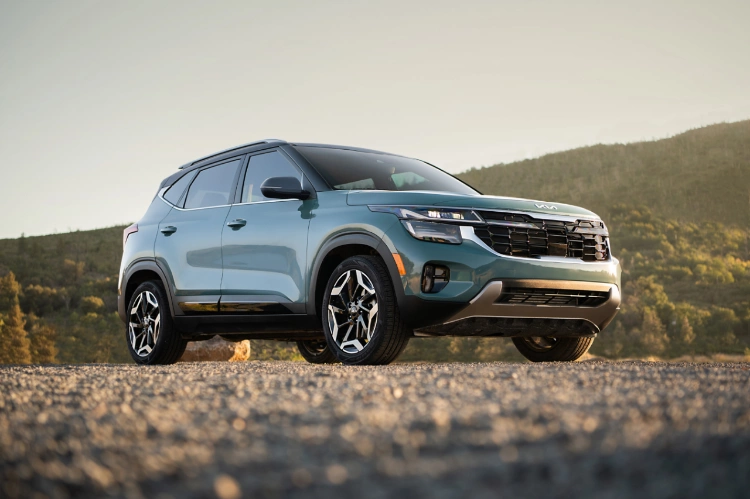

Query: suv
[119,140,621,365]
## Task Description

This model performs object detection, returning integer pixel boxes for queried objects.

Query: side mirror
[260,177,311,200]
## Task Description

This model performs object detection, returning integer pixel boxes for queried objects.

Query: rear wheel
[512,336,593,362]
[126,281,187,365]
[296,339,338,364]
[322,255,410,365]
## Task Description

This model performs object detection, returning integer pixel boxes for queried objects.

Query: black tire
[512,336,594,362]
[125,281,187,365]
[322,255,410,365]
[296,340,339,364]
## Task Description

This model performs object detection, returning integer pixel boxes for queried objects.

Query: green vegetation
[589,205,749,358]
[0,227,128,364]
[0,120,748,363]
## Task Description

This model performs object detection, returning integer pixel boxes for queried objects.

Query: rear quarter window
[163,171,196,206]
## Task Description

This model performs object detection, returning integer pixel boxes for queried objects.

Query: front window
[294,146,479,195]
[241,150,302,203]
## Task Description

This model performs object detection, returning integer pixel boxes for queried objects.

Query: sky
[1,0,749,239]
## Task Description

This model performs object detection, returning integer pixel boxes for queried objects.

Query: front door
[220,150,313,314]
[155,157,242,313]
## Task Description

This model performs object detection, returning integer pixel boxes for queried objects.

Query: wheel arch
[119,260,173,322]
[307,232,405,317]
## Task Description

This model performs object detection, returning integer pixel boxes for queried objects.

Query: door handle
[227,219,247,229]
[160,226,177,235]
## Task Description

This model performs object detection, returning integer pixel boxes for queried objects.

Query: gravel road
[2,360,749,498]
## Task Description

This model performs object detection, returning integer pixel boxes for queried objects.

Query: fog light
[422,264,450,293]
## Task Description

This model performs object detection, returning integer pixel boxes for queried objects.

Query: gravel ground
[1,360,749,499]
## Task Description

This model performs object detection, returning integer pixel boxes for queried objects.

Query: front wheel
[322,255,410,365]
[512,336,593,362]
[126,281,187,365]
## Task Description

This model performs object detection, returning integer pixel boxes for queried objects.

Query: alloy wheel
[128,290,161,357]
[327,269,379,354]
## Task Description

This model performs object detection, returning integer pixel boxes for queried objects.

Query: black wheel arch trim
[118,259,175,323]
[306,232,407,316]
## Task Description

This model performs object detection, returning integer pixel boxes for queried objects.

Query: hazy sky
[1,0,749,239]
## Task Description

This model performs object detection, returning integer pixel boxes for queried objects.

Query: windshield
[294,146,479,195]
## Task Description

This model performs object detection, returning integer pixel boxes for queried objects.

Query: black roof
[292,142,406,157]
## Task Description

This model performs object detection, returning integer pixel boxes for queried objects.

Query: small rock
[179,336,251,362]
[213,474,241,499]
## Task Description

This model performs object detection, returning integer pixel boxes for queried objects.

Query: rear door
[220,149,313,314]
[156,157,243,313]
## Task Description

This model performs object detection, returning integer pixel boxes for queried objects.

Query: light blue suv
[119,140,621,365]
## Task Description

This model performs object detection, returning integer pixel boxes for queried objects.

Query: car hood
[346,191,599,219]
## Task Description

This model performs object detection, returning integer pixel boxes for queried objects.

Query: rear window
[183,159,241,209]
[294,146,478,195]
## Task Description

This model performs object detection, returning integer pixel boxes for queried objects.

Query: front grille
[473,211,609,261]
[498,287,610,307]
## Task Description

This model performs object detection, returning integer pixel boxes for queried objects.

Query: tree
[62,259,85,284]
[26,314,57,364]
[79,296,104,314]
[0,271,21,311]
[625,276,676,326]
[703,307,739,350]
[0,302,31,364]
[0,272,32,364]
[639,307,669,355]
[677,316,696,346]
[22,284,66,316]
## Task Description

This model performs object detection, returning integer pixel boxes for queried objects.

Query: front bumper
[378,220,622,332]
[413,279,620,337]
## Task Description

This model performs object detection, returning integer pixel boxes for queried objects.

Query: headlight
[401,220,462,244]
[369,205,481,244]
[369,205,481,222]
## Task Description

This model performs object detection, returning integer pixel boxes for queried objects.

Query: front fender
[306,231,406,316]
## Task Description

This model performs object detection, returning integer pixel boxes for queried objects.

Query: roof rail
[178,139,285,169]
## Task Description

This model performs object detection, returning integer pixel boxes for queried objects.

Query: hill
[457,120,750,227]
